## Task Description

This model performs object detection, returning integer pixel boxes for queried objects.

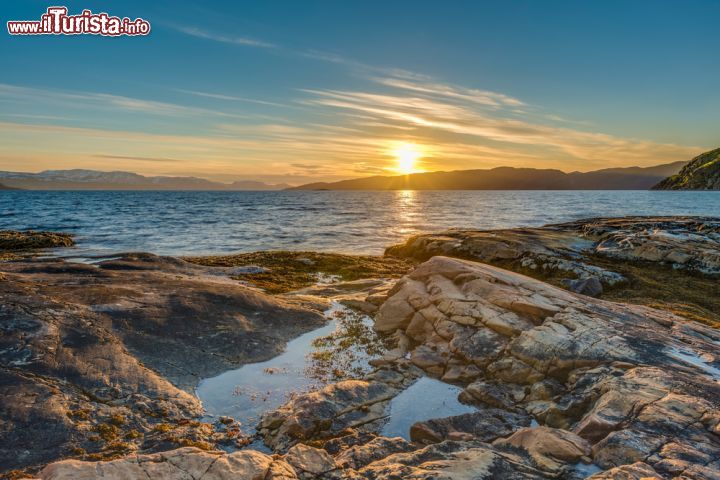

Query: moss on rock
[186,250,416,294]
[0,230,74,259]
[653,147,720,189]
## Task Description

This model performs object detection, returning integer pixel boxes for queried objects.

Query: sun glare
[392,142,423,174]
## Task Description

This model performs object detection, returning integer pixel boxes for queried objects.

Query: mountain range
[290,161,687,190]
[0,159,698,191]
[0,170,290,191]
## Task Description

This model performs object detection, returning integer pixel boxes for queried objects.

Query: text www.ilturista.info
[7,7,150,36]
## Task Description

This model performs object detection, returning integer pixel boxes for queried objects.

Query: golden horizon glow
[392,142,424,174]
[0,76,705,183]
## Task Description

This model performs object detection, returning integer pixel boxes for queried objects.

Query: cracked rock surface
[386,216,720,279]
[0,253,324,474]
[6,218,720,479]
[39,447,299,480]
[253,256,719,479]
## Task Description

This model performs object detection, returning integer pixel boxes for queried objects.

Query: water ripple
[1,190,718,256]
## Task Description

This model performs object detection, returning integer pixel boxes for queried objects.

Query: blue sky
[1,0,718,183]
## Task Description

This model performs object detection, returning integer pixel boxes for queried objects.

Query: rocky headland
[653,148,720,190]
[1,217,719,479]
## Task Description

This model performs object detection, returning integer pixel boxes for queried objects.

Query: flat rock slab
[38,447,298,480]
[386,216,720,327]
[0,253,324,473]
[386,215,720,277]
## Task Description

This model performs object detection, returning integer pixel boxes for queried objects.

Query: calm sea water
[1,190,719,256]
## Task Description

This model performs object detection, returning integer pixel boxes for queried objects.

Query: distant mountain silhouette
[229,180,292,190]
[290,161,687,190]
[653,148,720,190]
[0,169,289,191]
[0,162,690,191]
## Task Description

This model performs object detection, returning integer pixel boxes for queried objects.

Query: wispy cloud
[0,113,78,121]
[351,162,391,175]
[170,22,418,80]
[0,83,249,119]
[172,26,275,48]
[94,154,180,163]
[371,76,524,108]
[0,121,394,179]
[298,49,375,71]
[299,72,700,170]
[91,93,200,116]
[175,89,285,107]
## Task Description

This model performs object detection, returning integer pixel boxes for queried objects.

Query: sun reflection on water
[393,190,422,236]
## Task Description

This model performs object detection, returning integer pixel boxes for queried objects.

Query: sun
[392,142,423,174]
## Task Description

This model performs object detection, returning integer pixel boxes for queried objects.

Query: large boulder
[334,436,414,470]
[494,426,591,471]
[284,444,338,478]
[409,409,530,444]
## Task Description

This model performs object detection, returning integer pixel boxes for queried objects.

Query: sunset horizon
[2,2,719,479]
[3,1,718,184]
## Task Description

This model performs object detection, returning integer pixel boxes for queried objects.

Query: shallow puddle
[196,302,383,434]
[569,462,603,477]
[667,346,720,380]
[380,377,476,440]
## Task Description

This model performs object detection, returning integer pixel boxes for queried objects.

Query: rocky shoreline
[385,217,720,327]
[1,217,719,479]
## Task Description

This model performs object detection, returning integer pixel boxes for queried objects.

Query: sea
[2,190,719,256]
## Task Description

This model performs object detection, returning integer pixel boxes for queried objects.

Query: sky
[1,0,719,184]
